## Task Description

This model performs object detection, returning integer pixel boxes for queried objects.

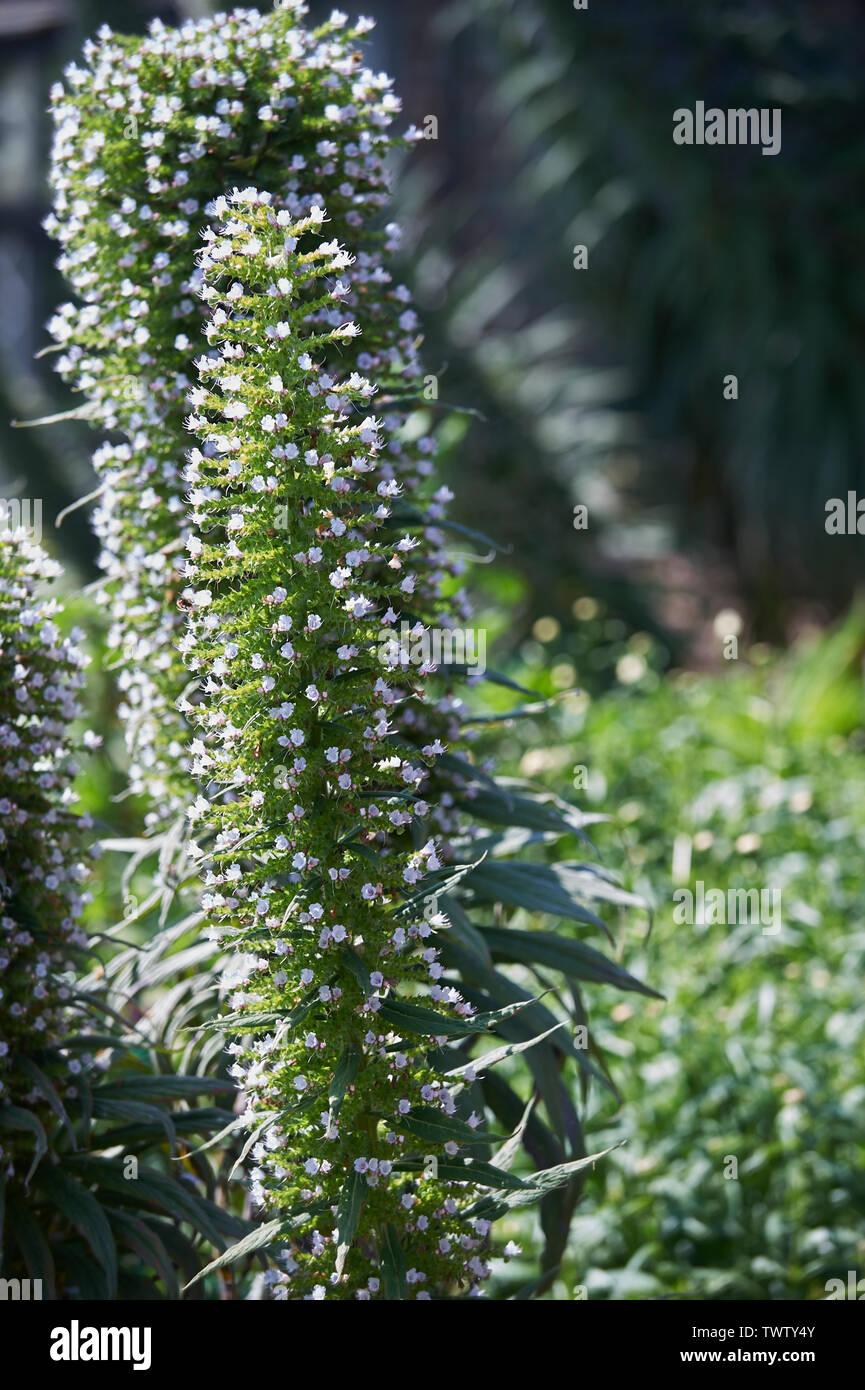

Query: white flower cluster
[44,6,517,1299]
[180,192,494,1299]
[0,532,95,1144]
[45,5,460,831]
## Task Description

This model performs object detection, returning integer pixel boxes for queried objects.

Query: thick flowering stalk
[0,531,95,1159]
[181,192,504,1301]
[46,7,653,1292]
[45,5,441,827]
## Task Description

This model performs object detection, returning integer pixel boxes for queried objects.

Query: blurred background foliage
[1,0,863,1299]
[393,0,865,647]
[2,0,864,647]
[480,608,865,1299]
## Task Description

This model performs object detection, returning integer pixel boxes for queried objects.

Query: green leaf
[471,666,537,697]
[482,1073,563,1171]
[229,1111,285,1183]
[335,1170,365,1277]
[93,1075,235,1102]
[174,1112,250,1159]
[92,1097,177,1145]
[208,989,319,1035]
[394,1106,500,1149]
[149,1220,204,1293]
[437,895,493,967]
[438,1156,530,1190]
[395,1156,529,1190]
[106,1209,179,1298]
[60,1034,136,1052]
[378,993,538,1040]
[34,1168,117,1298]
[465,1144,621,1220]
[478,925,662,998]
[6,1199,56,1299]
[12,1058,75,1143]
[394,853,486,920]
[376,997,475,1039]
[455,786,591,841]
[525,1145,622,1197]
[436,753,501,792]
[66,1155,226,1249]
[328,1045,360,1122]
[379,1222,407,1300]
[441,942,612,1109]
[182,1216,288,1292]
[0,1105,48,1184]
[491,1094,535,1172]
[444,1022,568,1078]
[461,860,612,936]
[106,1106,236,1154]
[340,949,371,994]
[56,1247,107,1300]
[338,840,381,865]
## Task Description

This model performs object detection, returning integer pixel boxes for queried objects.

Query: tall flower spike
[0,531,94,1159]
[45,6,432,827]
[0,533,282,1300]
[47,8,652,1286]
[182,191,505,1301]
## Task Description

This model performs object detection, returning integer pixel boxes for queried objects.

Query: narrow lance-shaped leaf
[182,1217,296,1293]
[379,1223,407,1301]
[335,1171,366,1278]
